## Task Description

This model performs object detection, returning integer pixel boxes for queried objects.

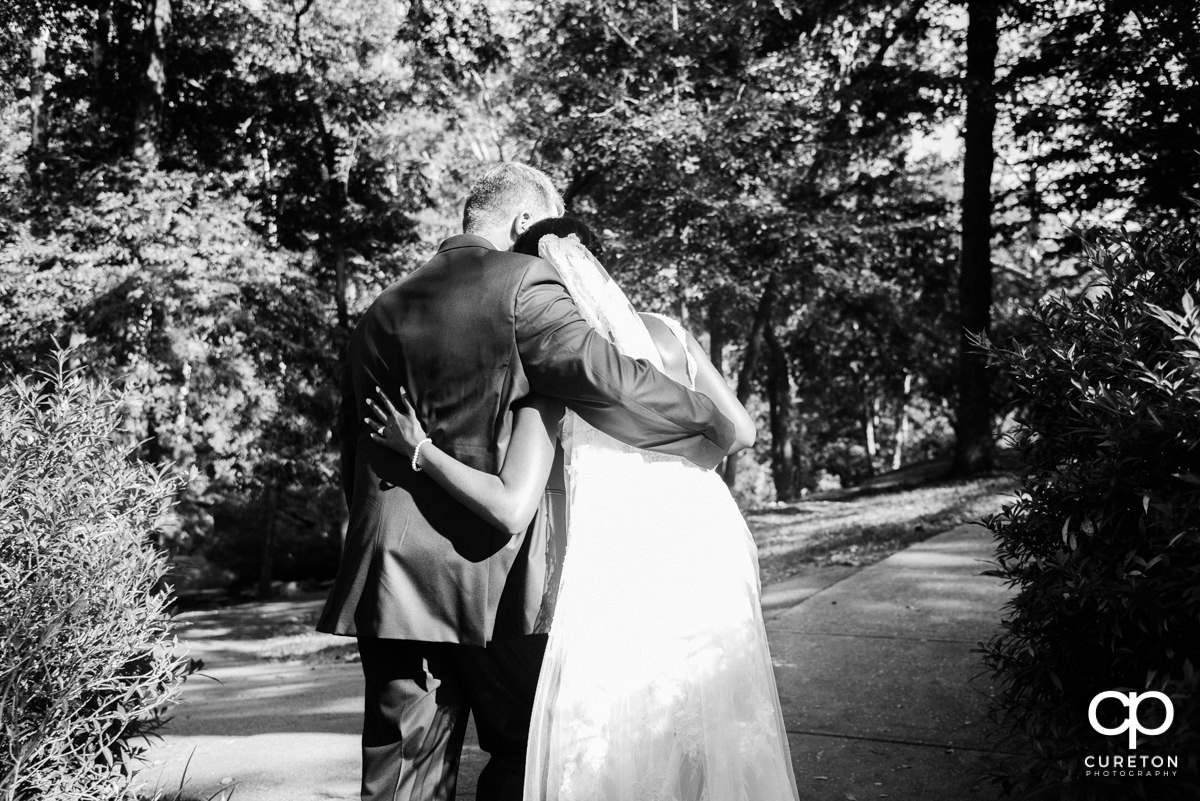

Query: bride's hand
[366,386,427,455]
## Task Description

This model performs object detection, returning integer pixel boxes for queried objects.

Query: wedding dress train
[523,236,800,801]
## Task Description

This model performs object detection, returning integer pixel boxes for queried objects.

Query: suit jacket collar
[437,233,496,253]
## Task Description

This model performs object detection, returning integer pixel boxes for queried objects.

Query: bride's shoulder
[638,311,671,328]
[639,313,690,385]
[639,312,690,347]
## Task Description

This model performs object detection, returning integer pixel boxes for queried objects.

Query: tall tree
[722,278,774,488]
[764,310,798,499]
[133,0,169,164]
[950,0,999,475]
[26,23,48,179]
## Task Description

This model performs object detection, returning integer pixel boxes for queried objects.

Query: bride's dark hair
[514,216,605,262]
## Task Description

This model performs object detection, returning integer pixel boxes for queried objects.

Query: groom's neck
[464,226,513,252]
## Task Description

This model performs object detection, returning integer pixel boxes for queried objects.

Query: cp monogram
[1088,691,1174,749]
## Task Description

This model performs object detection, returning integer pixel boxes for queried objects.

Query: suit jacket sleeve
[515,259,737,470]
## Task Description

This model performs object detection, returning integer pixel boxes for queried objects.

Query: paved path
[137,524,1013,801]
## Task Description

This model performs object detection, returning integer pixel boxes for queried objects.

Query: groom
[318,162,735,801]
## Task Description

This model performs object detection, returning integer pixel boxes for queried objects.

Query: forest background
[1,0,1196,594]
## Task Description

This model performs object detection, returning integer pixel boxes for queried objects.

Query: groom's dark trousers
[317,234,736,801]
[357,635,547,801]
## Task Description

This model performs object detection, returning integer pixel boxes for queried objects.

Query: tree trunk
[334,242,349,330]
[951,0,998,476]
[707,296,729,477]
[292,0,354,338]
[892,372,913,471]
[27,26,50,181]
[723,277,775,487]
[143,408,165,464]
[764,318,798,501]
[114,0,136,96]
[258,126,278,246]
[258,484,278,599]
[1025,159,1041,273]
[862,394,878,478]
[708,295,727,376]
[312,110,351,333]
[133,0,170,165]
[92,0,113,124]
[791,421,807,494]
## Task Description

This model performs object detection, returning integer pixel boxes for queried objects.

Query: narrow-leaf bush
[0,353,194,800]
[983,228,1200,800]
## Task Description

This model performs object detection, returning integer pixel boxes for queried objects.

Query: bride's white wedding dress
[524,236,800,801]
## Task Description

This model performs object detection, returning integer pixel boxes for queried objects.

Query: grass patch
[258,633,359,663]
[748,476,1014,585]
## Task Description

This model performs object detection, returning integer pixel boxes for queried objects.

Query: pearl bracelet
[412,437,432,472]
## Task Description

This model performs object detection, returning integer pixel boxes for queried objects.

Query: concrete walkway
[137,524,1013,801]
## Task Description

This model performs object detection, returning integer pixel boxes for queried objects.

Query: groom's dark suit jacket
[317,234,735,646]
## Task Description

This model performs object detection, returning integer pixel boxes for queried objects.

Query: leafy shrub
[0,164,341,573]
[0,353,193,800]
[982,228,1200,800]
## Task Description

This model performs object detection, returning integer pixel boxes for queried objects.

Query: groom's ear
[513,210,534,237]
[504,212,534,251]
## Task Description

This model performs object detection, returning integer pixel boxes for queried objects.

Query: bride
[366,217,799,801]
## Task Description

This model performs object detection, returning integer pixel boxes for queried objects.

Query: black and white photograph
[0,1,1197,800]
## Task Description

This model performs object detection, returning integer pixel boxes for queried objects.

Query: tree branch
[599,5,643,56]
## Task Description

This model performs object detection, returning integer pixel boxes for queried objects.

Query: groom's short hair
[463,163,563,233]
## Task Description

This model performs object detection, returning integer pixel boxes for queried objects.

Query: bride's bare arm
[367,388,561,535]
[684,334,756,454]
[639,316,756,456]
